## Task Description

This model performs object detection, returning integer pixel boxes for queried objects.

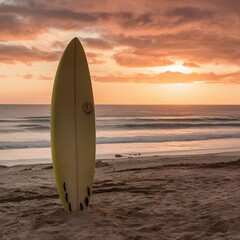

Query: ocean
[0,104,240,166]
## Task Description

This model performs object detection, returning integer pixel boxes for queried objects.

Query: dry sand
[1,152,240,240]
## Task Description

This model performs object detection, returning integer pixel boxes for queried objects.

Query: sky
[0,0,240,104]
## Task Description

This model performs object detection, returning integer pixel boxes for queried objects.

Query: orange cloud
[18,74,52,81]
[23,74,33,79]
[0,0,240,83]
[107,32,240,66]
[0,43,105,65]
[165,7,214,25]
[93,71,240,84]
[0,74,7,79]
[0,1,238,40]
[0,44,61,64]
[38,75,52,81]
[85,52,106,65]
[82,38,113,50]
[113,51,173,67]
[183,62,200,68]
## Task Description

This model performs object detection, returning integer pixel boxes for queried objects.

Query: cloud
[166,7,214,25]
[23,74,33,79]
[113,51,173,67]
[107,32,240,66]
[93,71,240,84]
[51,40,67,50]
[21,74,52,80]
[183,62,200,68]
[84,52,106,65]
[0,42,106,65]
[0,74,7,79]
[82,38,113,50]
[38,75,52,81]
[0,0,240,85]
[0,0,238,40]
[0,44,61,64]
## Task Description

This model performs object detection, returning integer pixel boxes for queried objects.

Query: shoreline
[1,148,240,167]
[0,150,240,168]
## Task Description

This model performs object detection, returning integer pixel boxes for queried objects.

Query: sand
[1,152,240,240]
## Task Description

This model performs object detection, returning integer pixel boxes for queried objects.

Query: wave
[24,117,49,123]
[0,141,50,150]
[1,116,240,123]
[97,117,240,122]
[97,134,240,144]
[1,133,240,150]
[0,119,18,123]
[16,124,50,130]
[24,116,49,119]
[0,128,20,133]
[0,125,49,133]
[1,115,240,133]
[98,122,240,130]
[0,117,50,124]
[1,122,239,134]
[3,125,240,133]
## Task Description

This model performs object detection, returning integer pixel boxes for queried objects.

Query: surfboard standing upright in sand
[51,37,95,212]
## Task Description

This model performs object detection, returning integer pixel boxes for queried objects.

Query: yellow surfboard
[51,37,95,212]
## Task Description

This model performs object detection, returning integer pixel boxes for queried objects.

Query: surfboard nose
[67,37,80,47]
[72,37,80,44]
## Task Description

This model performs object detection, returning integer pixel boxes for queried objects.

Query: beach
[1,152,240,240]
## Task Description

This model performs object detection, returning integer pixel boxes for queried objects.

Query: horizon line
[0,103,240,106]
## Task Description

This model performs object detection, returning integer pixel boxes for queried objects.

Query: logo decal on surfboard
[82,101,93,114]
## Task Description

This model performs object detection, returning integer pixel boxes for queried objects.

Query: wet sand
[1,152,240,240]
